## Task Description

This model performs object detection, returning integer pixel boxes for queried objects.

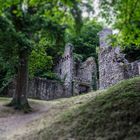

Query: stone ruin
[7,78,66,100]
[54,43,74,96]
[54,43,97,96]
[5,43,97,100]
[73,57,97,95]
[98,28,140,89]
[4,28,140,100]
[30,43,97,99]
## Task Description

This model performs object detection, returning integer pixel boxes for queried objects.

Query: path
[0,91,101,140]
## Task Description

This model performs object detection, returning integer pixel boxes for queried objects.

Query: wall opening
[123,47,140,63]
[79,84,90,94]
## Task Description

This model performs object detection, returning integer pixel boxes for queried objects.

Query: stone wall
[5,78,66,100]
[99,28,140,89]
[54,43,74,96]
[4,43,97,100]
[124,60,140,79]
[54,43,97,95]
[76,57,96,84]
[73,57,97,94]
[28,78,66,100]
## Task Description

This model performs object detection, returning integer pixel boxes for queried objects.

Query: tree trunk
[8,49,31,112]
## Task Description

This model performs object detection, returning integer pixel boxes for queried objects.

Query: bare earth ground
[0,91,101,140]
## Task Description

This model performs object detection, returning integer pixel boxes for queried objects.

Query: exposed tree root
[6,96,32,113]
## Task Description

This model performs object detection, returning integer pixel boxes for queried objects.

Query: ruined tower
[54,43,74,96]
[54,43,97,95]
[99,28,126,89]
[98,28,140,89]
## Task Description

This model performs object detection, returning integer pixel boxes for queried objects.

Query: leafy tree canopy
[66,20,102,62]
[0,0,95,92]
[99,0,140,48]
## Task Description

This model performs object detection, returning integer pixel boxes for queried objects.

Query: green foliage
[66,20,102,62]
[29,46,53,78]
[0,0,95,93]
[122,46,140,62]
[0,16,18,93]
[99,0,140,47]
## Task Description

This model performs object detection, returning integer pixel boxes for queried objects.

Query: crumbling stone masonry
[54,43,74,96]
[28,78,66,100]
[5,43,97,100]
[98,28,140,89]
[5,29,140,100]
[5,78,66,100]
[54,43,97,96]
[73,57,97,95]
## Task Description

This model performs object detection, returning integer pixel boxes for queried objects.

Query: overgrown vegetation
[99,0,140,48]
[99,0,140,62]
[0,0,102,97]
[38,77,140,140]
[0,77,140,139]
[0,0,96,110]
[0,0,139,113]
[66,20,102,62]
[123,46,140,62]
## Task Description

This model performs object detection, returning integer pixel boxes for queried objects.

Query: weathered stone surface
[5,29,140,99]
[99,28,140,89]
[99,28,112,48]
[124,60,140,79]
[73,57,97,94]
[5,43,97,100]
[99,47,125,89]
[28,78,66,100]
[54,43,97,95]
[5,78,66,100]
[138,62,140,75]
[54,43,74,95]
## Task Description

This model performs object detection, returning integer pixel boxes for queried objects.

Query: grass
[37,77,140,140]
[0,90,100,140]
[0,77,140,140]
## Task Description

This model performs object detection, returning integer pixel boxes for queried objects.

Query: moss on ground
[39,77,140,140]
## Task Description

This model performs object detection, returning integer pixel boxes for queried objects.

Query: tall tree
[0,0,84,112]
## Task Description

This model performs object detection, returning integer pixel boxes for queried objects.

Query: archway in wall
[79,84,90,94]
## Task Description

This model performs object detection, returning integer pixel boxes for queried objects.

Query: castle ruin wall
[99,28,140,89]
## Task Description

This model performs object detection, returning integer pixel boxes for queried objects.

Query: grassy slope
[0,89,101,140]
[38,77,140,140]
[0,77,140,140]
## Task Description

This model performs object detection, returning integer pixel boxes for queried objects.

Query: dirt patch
[0,92,100,140]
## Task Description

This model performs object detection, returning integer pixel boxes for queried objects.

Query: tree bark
[8,48,31,112]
